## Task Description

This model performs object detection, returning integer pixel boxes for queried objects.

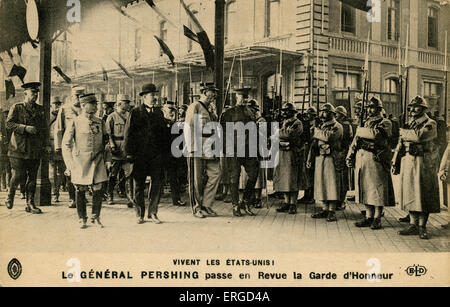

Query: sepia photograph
[0,0,448,290]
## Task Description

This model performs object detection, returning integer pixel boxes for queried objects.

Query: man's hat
[367,96,383,109]
[51,96,63,104]
[21,82,40,91]
[71,85,85,96]
[200,82,219,93]
[79,93,98,104]
[117,94,131,102]
[281,102,296,112]
[335,106,347,117]
[139,83,159,96]
[163,101,177,111]
[306,106,317,115]
[408,95,429,109]
[233,86,252,98]
[320,103,336,113]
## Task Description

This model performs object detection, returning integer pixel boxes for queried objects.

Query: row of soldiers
[1,81,448,238]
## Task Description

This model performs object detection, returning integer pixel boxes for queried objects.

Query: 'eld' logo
[405,265,427,277]
[8,258,22,280]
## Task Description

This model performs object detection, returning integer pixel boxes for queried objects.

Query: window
[135,29,142,61]
[334,72,360,89]
[387,0,400,41]
[341,3,355,34]
[159,21,168,57]
[384,78,398,94]
[428,7,438,48]
[187,5,199,53]
[225,0,238,43]
[265,0,280,37]
[424,81,443,113]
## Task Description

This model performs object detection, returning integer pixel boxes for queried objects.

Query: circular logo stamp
[7,258,22,280]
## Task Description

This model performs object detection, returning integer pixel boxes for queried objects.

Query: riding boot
[370,218,382,230]
[288,204,297,215]
[27,192,42,214]
[233,204,243,217]
[76,190,87,222]
[355,218,373,228]
[276,203,290,213]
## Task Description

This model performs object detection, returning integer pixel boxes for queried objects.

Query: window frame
[225,0,237,44]
[427,6,439,48]
[387,0,400,41]
[340,3,356,35]
[265,0,280,38]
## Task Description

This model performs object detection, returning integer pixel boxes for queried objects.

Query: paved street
[0,187,448,254]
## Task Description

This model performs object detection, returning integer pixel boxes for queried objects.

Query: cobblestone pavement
[0,188,448,254]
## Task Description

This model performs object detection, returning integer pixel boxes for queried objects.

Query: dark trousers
[228,157,259,205]
[108,159,127,198]
[50,159,66,197]
[167,158,186,205]
[8,158,40,203]
[133,157,163,218]
[0,158,11,190]
[75,186,103,220]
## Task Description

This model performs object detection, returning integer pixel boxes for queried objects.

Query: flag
[9,64,27,84]
[113,60,133,79]
[338,0,372,12]
[53,66,72,84]
[154,36,175,66]
[180,0,215,71]
[184,25,199,44]
[5,79,15,100]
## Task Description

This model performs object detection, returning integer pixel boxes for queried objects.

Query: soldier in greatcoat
[62,94,108,229]
[347,97,394,230]
[394,96,440,240]
[5,82,48,214]
[54,85,85,208]
[308,103,343,222]
[335,106,354,209]
[274,103,303,215]
[298,107,316,204]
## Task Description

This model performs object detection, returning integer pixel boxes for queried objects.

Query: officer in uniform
[308,103,343,222]
[62,93,108,229]
[5,82,47,214]
[124,83,168,224]
[49,96,65,203]
[185,83,221,218]
[55,85,85,208]
[106,94,132,206]
[335,106,354,209]
[102,95,116,122]
[347,96,393,230]
[395,96,440,239]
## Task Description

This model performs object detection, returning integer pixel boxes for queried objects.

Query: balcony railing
[248,34,294,51]
[329,35,369,55]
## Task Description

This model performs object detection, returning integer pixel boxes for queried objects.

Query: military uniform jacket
[62,114,108,185]
[185,100,218,159]
[6,102,46,160]
[106,111,128,161]
[311,119,343,201]
[348,115,393,207]
[54,103,81,151]
[398,114,440,213]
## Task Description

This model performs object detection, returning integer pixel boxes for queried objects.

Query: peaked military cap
[200,82,219,93]
[117,94,131,102]
[79,93,98,104]
[51,96,62,104]
[21,82,40,91]
[233,86,252,98]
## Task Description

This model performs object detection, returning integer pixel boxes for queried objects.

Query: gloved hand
[25,126,37,135]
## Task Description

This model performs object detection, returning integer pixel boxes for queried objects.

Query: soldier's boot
[5,194,14,210]
[398,224,419,236]
[419,227,429,240]
[232,204,243,217]
[355,218,373,228]
[288,205,297,215]
[108,195,114,206]
[370,218,382,230]
[241,201,255,216]
[91,190,104,228]
[276,204,290,213]
[69,199,76,208]
[26,193,42,214]
[311,210,329,219]
[327,211,337,222]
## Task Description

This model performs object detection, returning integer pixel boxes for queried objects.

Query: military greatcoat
[62,114,108,186]
[398,114,440,213]
[348,115,393,207]
[311,119,343,202]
